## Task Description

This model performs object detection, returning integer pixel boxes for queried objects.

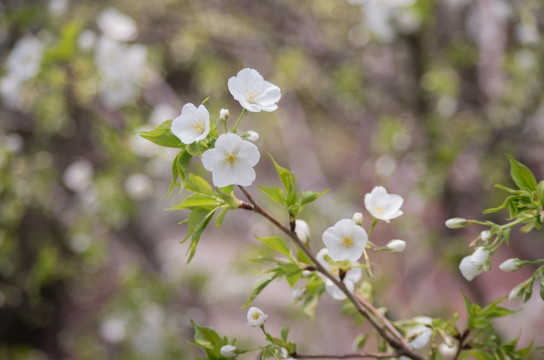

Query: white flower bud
[219,108,229,121]
[439,341,457,359]
[407,325,432,350]
[352,212,364,225]
[480,230,491,241]
[499,258,522,272]
[508,283,524,300]
[220,345,237,357]
[413,316,433,326]
[245,130,259,142]
[295,219,311,245]
[292,287,305,300]
[247,307,268,327]
[386,239,406,253]
[469,247,489,266]
[459,256,484,281]
[445,217,467,229]
[302,270,312,277]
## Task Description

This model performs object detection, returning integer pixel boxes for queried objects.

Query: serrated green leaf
[507,154,538,192]
[185,173,213,194]
[140,120,184,148]
[171,194,222,210]
[184,208,218,263]
[258,185,286,205]
[186,142,203,156]
[256,236,291,257]
[215,208,228,227]
[299,189,329,206]
[242,273,279,308]
[281,326,290,341]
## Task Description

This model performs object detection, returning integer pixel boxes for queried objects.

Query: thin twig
[294,352,399,359]
[237,186,423,360]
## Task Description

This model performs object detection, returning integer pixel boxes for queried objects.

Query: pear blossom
[322,219,368,261]
[171,103,211,144]
[445,217,467,229]
[294,219,311,245]
[459,255,484,281]
[228,68,281,112]
[5,35,45,81]
[219,108,229,121]
[247,307,267,327]
[352,212,364,225]
[364,186,403,222]
[499,258,522,272]
[97,7,138,41]
[406,325,432,349]
[316,248,362,301]
[201,133,260,187]
[245,130,259,142]
[220,345,237,357]
[386,239,406,253]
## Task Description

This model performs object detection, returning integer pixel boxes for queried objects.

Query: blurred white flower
[49,0,69,16]
[201,133,260,187]
[247,307,268,327]
[99,316,127,343]
[219,108,229,121]
[386,239,406,253]
[150,103,178,127]
[445,217,467,229]
[77,30,97,51]
[406,324,432,349]
[364,186,403,222]
[125,173,153,200]
[316,248,362,301]
[99,76,141,109]
[0,74,25,109]
[459,255,484,281]
[294,219,311,245]
[97,7,138,41]
[5,35,45,81]
[322,218,367,261]
[171,103,210,144]
[245,130,259,142]
[63,159,94,193]
[228,68,281,112]
[220,345,237,357]
[499,258,522,272]
[480,230,491,241]
[352,212,363,225]
[130,127,158,158]
[515,23,539,45]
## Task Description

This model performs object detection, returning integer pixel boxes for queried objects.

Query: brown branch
[237,186,423,360]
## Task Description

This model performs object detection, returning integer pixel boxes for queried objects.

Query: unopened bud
[295,219,311,246]
[386,239,406,253]
[245,130,259,142]
[352,212,364,225]
[445,217,468,229]
[499,258,522,272]
[219,108,229,121]
[508,282,524,300]
[220,345,237,357]
[480,230,491,241]
[470,247,489,266]
[439,342,457,359]
[291,287,305,300]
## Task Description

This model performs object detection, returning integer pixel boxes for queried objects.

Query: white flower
[150,103,178,127]
[78,30,97,51]
[480,230,491,241]
[316,248,362,301]
[295,219,311,245]
[0,75,25,110]
[406,325,432,350]
[439,341,457,359]
[100,316,127,343]
[201,133,260,187]
[469,247,489,267]
[97,7,138,41]
[125,173,153,200]
[5,35,45,81]
[499,258,522,272]
[220,345,237,357]
[445,217,467,229]
[459,255,484,281]
[219,108,229,121]
[364,186,403,222]
[63,159,94,193]
[322,219,368,262]
[386,239,406,253]
[245,130,259,142]
[171,103,211,144]
[352,212,364,225]
[247,307,268,327]
[228,68,281,112]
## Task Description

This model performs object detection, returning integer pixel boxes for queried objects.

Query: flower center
[330,267,339,275]
[252,312,261,320]
[343,236,353,248]
[374,205,385,214]
[225,153,238,166]
[191,121,205,134]
[247,89,259,103]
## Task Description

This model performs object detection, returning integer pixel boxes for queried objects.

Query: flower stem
[231,108,247,133]
[367,218,378,237]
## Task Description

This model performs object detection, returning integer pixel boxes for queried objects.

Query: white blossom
[247,307,268,327]
[445,217,467,229]
[470,247,489,267]
[480,230,491,241]
[322,218,367,262]
[97,7,138,41]
[295,219,311,245]
[0,75,25,109]
[352,212,364,225]
[78,30,97,51]
[228,68,281,112]
[439,341,457,359]
[63,159,94,193]
[5,35,45,81]
[459,255,484,281]
[316,248,362,301]
[201,133,260,187]
[364,186,403,222]
[386,239,406,253]
[100,316,127,343]
[245,130,259,142]
[220,345,237,357]
[171,103,211,144]
[219,108,229,121]
[125,173,153,200]
[406,325,432,350]
[291,287,305,300]
[499,258,522,272]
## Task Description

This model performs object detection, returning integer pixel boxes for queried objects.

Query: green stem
[231,108,247,133]
[367,218,378,237]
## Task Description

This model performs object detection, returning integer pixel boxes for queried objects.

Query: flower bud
[508,282,524,300]
[295,219,311,246]
[499,258,522,272]
[220,345,237,357]
[469,247,489,266]
[386,239,406,253]
[439,342,457,359]
[480,230,491,241]
[352,212,364,225]
[445,217,468,229]
[245,130,259,142]
[291,287,305,300]
[219,108,229,121]
[247,307,268,327]
[302,270,312,277]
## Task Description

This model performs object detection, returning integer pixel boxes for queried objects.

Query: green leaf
[172,194,222,210]
[169,150,192,196]
[44,20,82,63]
[507,154,538,192]
[537,181,544,203]
[281,326,290,341]
[258,185,286,205]
[483,195,516,214]
[269,155,294,194]
[190,320,223,359]
[140,120,184,148]
[285,271,302,287]
[183,208,218,263]
[242,273,279,308]
[299,189,329,206]
[214,208,228,227]
[540,277,544,302]
[256,236,291,257]
[296,248,313,265]
[185,173,213,194]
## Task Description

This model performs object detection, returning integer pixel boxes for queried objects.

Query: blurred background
[0,0,543,359]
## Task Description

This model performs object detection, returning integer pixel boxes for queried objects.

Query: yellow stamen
[225,153,237,166]
[252,312,261,320]
[374,205,384,214]
[247,89,259,103]
[191,121,205,134]
[343,236,353,248]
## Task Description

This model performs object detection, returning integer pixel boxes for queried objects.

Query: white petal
[459,256,483,281]
[237,140,260,166]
